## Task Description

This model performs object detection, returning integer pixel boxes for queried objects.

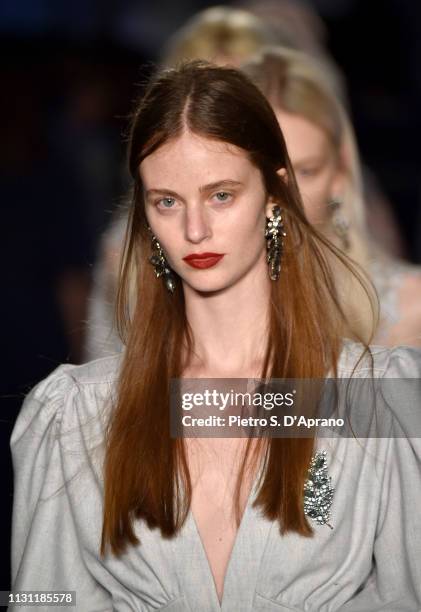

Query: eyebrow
[145,179,244,199]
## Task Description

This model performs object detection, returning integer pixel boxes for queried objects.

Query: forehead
[275,109,331,159]
[139,130,256,187]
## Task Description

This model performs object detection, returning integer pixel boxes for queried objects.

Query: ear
[265,167,288,218]
[265,201,275,219]
[277,167,288,184]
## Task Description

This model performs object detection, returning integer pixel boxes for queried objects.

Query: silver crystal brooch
[304,450,334,529]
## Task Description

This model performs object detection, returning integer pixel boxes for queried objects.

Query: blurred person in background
[237,0,409,258]
[243,46,421,346]
[160,4,275,67]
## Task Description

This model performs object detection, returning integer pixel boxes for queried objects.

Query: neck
[182,261,271,377]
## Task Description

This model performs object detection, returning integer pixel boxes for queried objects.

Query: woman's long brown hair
[100,60,372,556]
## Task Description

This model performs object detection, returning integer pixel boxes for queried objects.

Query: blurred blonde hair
[160,6,274,67]
[243,47,377,342]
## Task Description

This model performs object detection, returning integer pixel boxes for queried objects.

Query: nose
[184,204,212,244]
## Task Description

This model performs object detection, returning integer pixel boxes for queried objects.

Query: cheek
[232,211,267,262]
[160,235,183,268]
[212,196,266,240]
[297,171,336,225]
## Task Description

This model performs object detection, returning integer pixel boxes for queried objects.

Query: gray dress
[10,343,421,611]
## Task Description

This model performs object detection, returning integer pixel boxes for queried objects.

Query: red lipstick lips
[182,252,225,269]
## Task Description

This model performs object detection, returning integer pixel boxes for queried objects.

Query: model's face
[275,109,345,227]
[140,130,275,294]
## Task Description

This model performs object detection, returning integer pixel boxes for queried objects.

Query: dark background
[1,0,420,590]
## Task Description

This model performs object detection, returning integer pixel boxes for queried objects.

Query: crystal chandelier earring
[265,205,286,281]
[147,228,176,293]
[327,197,350,251]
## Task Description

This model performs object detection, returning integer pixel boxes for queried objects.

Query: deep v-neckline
[173,467,273,612]
[189,483,253,607]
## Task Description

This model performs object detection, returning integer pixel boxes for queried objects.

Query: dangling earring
[265,205,286,281]
[327,197,350,251]
[148,229,176,293]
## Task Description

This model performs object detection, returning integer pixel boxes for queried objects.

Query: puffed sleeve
[10,366,113,612]
[341,347,421,610]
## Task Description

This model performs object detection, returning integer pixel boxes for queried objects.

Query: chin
[179,271,232,294]
[182,269,252,295]
[184,280,230,295]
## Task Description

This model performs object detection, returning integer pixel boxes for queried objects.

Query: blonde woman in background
[160,5,275,68]
[243,46,421,347]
